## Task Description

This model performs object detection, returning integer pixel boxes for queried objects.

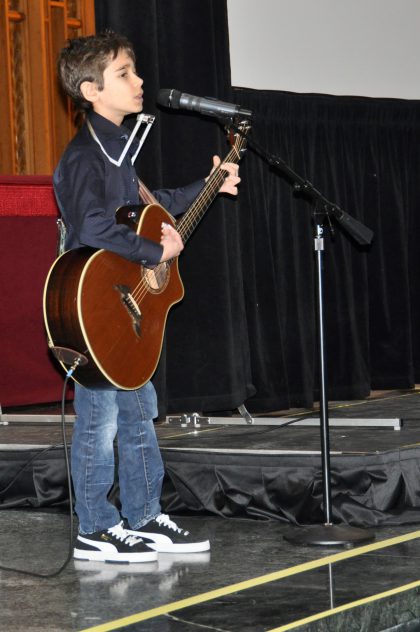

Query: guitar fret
[177,131,248,243]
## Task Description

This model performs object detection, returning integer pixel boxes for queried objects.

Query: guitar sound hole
[142,263,170,293]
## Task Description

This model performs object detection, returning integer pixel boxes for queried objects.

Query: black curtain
[94,0,255,415]
[95,1,420,415]
[234,89,420,411]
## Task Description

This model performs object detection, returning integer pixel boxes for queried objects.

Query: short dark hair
[57,30,136,111]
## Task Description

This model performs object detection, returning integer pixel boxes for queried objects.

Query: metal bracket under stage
[0,405,401,430]
[0,404,76,425]
[165,404,402,431]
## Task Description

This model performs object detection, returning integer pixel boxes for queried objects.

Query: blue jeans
[71,381,163,534]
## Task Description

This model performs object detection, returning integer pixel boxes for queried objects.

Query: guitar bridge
[114,284,142,337]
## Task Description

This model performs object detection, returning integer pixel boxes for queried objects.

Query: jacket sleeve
[152,180,205,217]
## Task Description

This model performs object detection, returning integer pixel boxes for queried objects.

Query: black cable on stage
[0,373,75,578]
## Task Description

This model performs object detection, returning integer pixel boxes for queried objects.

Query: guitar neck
[176,130,247,244]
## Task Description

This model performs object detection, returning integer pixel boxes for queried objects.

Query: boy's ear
[80,80,99,104]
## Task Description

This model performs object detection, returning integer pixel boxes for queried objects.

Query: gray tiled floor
[1,391,420,631]
[0,510,419,632]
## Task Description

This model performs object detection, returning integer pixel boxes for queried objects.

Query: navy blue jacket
[53,111,204,266]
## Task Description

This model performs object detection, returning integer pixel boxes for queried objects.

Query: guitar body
[43,203,184,389]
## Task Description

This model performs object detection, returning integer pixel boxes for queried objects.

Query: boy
[54,31,240,564]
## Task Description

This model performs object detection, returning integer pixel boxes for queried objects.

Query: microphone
[157,89,252,119]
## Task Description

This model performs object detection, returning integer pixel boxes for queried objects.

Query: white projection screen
[227,0,420,99]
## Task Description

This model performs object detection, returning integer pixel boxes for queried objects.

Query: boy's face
[85,49,144,125]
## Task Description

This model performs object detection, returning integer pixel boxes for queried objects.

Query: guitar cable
[0,367,76,578]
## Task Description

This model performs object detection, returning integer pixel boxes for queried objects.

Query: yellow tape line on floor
[268,579,420,631]
[80,529,420,632]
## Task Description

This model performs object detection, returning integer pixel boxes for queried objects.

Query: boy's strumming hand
[206,155,241,196]
[160,222,184,262]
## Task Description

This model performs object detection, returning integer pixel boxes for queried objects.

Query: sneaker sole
[73,548,158,563]
[139,538,211,554]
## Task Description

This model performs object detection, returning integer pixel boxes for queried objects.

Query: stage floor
[2,387,420,451]
[0,389,420,631]
[3,386,420,445]
[1,388,420,525]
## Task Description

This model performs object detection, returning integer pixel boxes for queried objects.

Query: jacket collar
[87,110,133,142]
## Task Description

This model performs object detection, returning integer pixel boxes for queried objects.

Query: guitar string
[177,142,243,240]
[129,156,234,304]
[127,133,246,306]
[129,140,245,306]
[114,180,159,306]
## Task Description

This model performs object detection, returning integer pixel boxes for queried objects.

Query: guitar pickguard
[142,262,170,293]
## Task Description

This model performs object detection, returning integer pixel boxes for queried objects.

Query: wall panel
[0,0,96,175]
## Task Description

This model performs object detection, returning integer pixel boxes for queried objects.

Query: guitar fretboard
[176,125,249,244]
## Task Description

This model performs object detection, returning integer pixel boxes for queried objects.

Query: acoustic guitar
[43,121,250,389]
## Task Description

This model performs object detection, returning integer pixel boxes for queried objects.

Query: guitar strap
[138,178,160,205]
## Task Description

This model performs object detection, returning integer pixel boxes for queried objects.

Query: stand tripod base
[283,524,375,548]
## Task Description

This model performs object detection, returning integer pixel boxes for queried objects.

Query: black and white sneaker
[74,522,158,563]
[126,514,210,553]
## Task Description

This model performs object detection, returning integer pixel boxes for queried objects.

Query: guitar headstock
[226,119,251,158]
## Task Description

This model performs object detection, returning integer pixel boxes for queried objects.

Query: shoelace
[108,522,143,547]
[156,513,188,535]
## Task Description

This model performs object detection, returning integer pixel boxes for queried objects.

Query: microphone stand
[231,119,375,546]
